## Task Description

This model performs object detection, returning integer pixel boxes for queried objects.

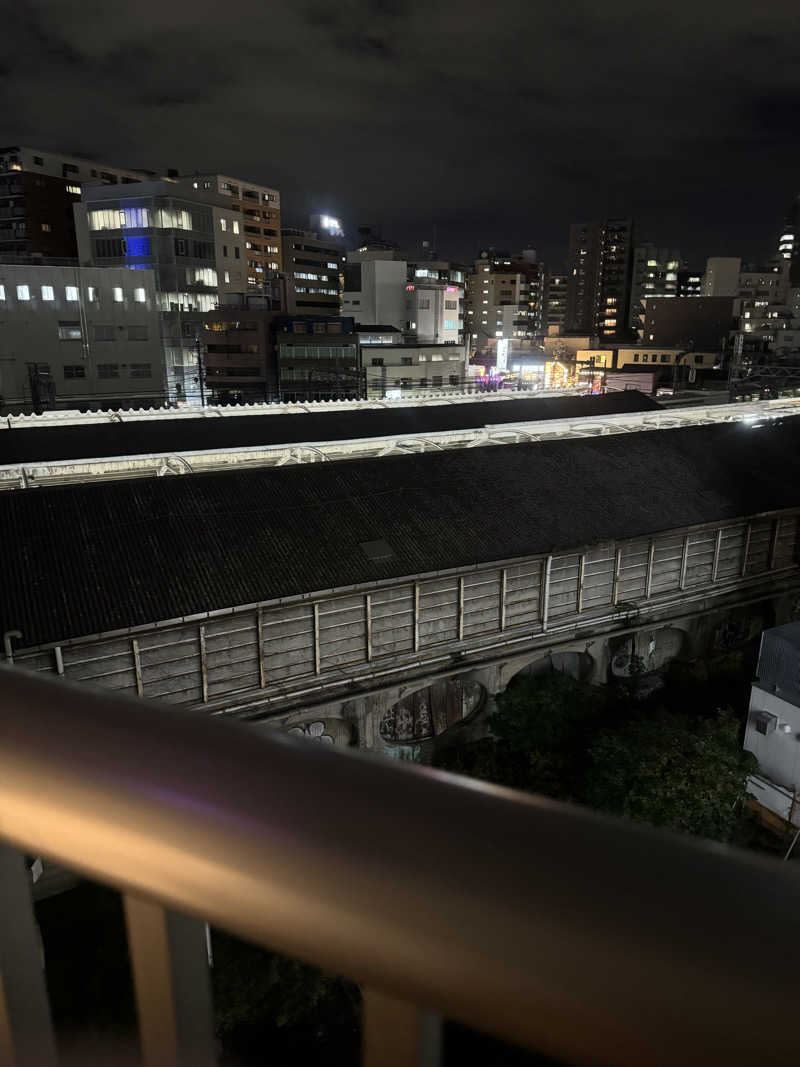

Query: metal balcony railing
[2,665,800,1067]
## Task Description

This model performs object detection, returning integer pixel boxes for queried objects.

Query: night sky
[3,0,800,266]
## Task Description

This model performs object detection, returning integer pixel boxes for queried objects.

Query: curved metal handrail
[1,665,800,1066]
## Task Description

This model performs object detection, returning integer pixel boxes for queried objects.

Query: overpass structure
[2,406,800,758]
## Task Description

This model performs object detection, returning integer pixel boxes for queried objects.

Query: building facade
[544,271,567,332]
[629,245,681,332]
[0,264,164,411]
[465,250,545,358]
[641,295,735,350]
[75,181,257,404]
[744,624,800,831]
[344,249,463,346]
[275,315,362,402]
[281,228,344,316]
[566,219,635,340]
[0,145,148,260]
[175,174,281,285]
[360,328,468,398]
[702,257,741,297]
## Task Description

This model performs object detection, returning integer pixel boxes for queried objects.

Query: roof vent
[360,539,394,561]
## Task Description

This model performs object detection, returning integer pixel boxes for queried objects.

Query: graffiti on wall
[379,679,483,744]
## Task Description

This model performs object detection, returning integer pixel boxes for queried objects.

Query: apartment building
[629,246,681,330]
[176,173,282,285]
[565,219,636,340]
[465,249,545,348]
[0,144,149,259]
[282,227,344,315]
[0,264,164,411]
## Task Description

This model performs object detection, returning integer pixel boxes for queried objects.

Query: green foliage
[436,663,758,845]
[583,711,757,841]
[211,930,360,1065]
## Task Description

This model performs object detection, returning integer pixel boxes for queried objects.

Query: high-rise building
[596,219,634,341]
[281,227,344,316]
[175,173,282,286]
[0,145,149,260]
[544,271,567,332]
[565,222,602,333]
[629,245,681,331]
[566,219,634,340]
[465,249,545,347]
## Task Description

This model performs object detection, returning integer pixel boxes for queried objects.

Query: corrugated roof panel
[1,417,799,649]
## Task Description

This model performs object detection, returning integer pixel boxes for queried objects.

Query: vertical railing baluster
[0,845,58,1067]
[124,895,216,1067]
[362,988,442,1067]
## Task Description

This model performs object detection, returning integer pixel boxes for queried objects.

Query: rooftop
[2,415,799,649]
[0,391,658,466]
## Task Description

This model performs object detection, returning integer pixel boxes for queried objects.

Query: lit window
[0,285,4,300]
[41,223,51,232]
[220,218,227,231]
[232,221,239,235]
[113,287,123,302]
[327,262,338,269]
[17,285,30,301]
[87,287,97,302]
[65,286,79,301]
[224,271,230,283]
[41,285,55,301]
[134,287,146,302]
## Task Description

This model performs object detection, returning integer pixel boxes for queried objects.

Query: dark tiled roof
[0,391,659,465]
[2,417,798,649]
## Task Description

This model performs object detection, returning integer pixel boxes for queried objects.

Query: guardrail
[2,665,800,1066]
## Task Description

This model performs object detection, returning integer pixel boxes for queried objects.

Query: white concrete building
[358,326,468,398]
[702,257,741,297]
[744,623,800,830]
[344,249,464,345]
[343,257,407,329]
[0,264,165,411]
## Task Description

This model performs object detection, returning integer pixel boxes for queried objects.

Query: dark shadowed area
[2,0,799,263]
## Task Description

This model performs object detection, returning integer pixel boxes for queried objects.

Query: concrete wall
[0,264,166,409]
[11,511,800,757]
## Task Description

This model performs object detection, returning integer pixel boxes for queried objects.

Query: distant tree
[436,669,757,845]
[583,710,756,842]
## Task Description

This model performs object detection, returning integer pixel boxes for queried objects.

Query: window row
[55,322,150,341]
[62,363,152,379]
[1,284,148,304]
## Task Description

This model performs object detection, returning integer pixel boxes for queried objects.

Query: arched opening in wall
[512,651,593,685]
[609,627,686,680]
[379,679,484,746]
[713,602,775,654]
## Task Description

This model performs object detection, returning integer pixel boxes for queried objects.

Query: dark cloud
[2,0,799,264]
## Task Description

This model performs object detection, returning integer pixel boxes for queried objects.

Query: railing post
[362,988,442,1067]
[124,895,216,1067]
[0,845,58,1067]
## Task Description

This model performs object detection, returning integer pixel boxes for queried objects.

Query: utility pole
[195,335,206,407]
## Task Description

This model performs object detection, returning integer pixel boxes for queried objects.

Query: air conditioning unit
[754,711,778,736]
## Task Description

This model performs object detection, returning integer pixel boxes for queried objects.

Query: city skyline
[3,0,799,265]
